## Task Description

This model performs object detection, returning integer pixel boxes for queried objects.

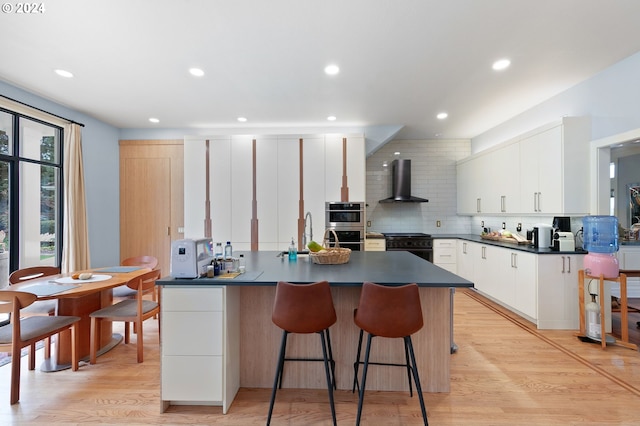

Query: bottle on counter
[224,241,233,258]
[288,237,297,261]
[238,254,246,273]
[214,242,223,258]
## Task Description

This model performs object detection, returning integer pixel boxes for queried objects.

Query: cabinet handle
[537,192,542,212]
[561,256,566,273]
[567,256,571,273]
[477,198,481,213]
[533,192,537,211]
[463,242,467,254]
[482,246,486,259]
[501,195,505,212]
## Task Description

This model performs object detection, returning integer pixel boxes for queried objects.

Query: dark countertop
[432,234,588,255]
[158,250,474,288]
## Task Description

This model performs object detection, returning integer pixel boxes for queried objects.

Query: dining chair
[0,290,80,404]
[8,266,60,359]
[112,256,159,299]
[89,268,161,364]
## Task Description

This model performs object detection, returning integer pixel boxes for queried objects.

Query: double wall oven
[325,202,365,251]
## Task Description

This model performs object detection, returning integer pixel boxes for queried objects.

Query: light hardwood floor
[1,289,639,425]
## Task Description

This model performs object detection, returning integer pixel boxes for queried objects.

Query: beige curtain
[61,123,90,272]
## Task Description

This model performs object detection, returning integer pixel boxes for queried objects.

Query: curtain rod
[1,94,85,127]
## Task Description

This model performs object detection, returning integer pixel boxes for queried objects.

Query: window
[0,108,63,281]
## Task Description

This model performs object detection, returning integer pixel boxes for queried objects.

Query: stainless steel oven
[325,202,365,228]
[325,202,365,251]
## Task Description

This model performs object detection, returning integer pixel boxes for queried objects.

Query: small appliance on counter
[552,231,575,251]
[532,224,553,248]
[170,238,214,278]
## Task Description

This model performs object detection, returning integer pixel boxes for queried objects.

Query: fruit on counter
[501,230,512,237]
[307,241,323,252]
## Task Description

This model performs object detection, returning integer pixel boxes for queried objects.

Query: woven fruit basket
[309,229,351,265]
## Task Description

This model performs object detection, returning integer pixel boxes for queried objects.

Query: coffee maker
[552,216,571,233]
[551,216,574,251]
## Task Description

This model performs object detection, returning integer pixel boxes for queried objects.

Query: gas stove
[383,233,433,251]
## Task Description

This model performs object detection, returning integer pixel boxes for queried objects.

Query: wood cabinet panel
[119,140,183,276]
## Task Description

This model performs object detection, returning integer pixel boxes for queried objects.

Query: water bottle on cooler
[224,241,233,258]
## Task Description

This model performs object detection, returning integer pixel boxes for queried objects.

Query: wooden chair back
[9,266,60,285]
[121,256,159,270]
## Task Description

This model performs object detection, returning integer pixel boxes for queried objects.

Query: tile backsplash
[365,139,472,235]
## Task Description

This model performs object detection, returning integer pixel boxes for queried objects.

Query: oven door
[326,228,364,251]
[325,202,364,228]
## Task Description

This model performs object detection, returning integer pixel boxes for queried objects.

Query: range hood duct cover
[379,159,429,203]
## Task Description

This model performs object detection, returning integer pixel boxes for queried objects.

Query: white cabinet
[510,251,537,319]
[433,239,457,273]
[457,117,590,216]
[160,286,240,414]
[537,255,584,329]
[184,133,365,251]
[325,134,366,202]
[616,246,640,297]
[456,240,476,281]
[458,239,582,328]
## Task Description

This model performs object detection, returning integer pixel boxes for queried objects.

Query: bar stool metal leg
[356,333,374,426]
[320,329,337,426]
[406,335,428,425]
[267,330,289,425]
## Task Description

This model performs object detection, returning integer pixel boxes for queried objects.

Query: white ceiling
[2,0,640,143]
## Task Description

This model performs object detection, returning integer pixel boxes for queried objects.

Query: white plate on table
[54,274,112,284]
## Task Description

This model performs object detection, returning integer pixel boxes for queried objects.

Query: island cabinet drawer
[365,238,386,251]
[162,286,224,312]
[162,355,223,401]
[162,311,223,356]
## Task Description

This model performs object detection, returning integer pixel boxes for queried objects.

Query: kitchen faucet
[303,211,313,247]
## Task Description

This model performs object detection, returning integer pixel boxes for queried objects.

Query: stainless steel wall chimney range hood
[379,159,429,203]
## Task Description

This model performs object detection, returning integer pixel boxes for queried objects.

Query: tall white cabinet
[183,134,365,251]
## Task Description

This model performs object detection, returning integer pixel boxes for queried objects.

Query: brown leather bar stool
[352,281,428,426]
[266,280,337,426]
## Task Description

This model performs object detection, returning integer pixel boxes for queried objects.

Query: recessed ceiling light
[382,162,388,167]
[189,68,205,77]
[237,117,247,122]
[54,69,74,78]
[492,59,511,71]
[324,64,340,75]
[149,118,160,123]
[394,152,400,156]
[437,112,448,120]
[327,116,337,121]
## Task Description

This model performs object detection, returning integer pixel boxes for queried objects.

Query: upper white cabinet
[457,117,590,216]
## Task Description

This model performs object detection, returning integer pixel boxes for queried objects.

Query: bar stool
[266,280,337,426]
[352,281,428,426]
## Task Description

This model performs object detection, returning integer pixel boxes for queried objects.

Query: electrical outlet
[481,221,484,227]
[502,222,506,229]
[436,220,441,227]
[367,220,372,227]
[517,223,522,232]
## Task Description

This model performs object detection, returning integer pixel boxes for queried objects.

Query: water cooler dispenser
[582,215,619,278]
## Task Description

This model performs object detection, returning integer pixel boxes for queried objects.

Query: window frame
[0,106,64,273]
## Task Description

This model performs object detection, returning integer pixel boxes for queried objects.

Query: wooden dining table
[8,267,152,371]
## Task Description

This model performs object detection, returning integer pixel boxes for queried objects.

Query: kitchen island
[157,251,473,413]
